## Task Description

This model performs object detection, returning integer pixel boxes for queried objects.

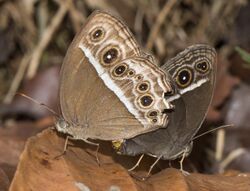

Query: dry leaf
[9,128,250,191]
[10,128,139,191]
[0,118,52,182]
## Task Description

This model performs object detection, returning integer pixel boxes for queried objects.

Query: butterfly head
[55,118,71,134]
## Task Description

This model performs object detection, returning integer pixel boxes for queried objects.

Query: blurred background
[1,0,250,185]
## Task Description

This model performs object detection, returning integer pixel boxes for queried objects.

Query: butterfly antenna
[192,124,233,141]
[17,92,60,118]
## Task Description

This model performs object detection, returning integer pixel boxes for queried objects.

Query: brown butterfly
[113,44,217,174]
[55,10,174,144]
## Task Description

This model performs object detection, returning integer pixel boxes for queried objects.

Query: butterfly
[112,44,216,170]
[55,10,175,144]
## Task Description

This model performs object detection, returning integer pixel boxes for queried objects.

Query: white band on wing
[79,44,145,126]
[165,78,209,102]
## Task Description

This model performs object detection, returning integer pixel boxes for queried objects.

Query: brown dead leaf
[0,118,53,182]
[149,168,250,191]
[185,171,250,191]
[10,128,139,191]
[9,128,250,191]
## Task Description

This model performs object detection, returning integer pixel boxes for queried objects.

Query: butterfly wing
[59,11,173,140]
[118,44,216,159]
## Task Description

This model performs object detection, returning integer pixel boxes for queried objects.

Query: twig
[219,148,246,173]
[134,8,144,45]
[68,1,86,32]
[215,129,225,161]
[3,54,31,104]
[26,0,71,79]
[146,0,179,51]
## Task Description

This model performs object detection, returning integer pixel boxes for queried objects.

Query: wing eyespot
[136,81,150,93]
[175,68,193,88]
[90,27,105,42]
[195,61,210,74]
[151,118,158,123]
[138,94,154,108]
[147,110,158,117]
[127,69,135,77]
[111,63,128,77]
[100,46,121,66]
[103,48,118,64]
[135,74,143,81]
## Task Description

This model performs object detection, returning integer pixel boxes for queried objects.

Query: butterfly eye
[90,27,105,41]
[139,94,154,108]
[55,119,69,131]
[137,81,150,93]
[195,61,210,74]
[103,48,119,64]
[176,68,193,88]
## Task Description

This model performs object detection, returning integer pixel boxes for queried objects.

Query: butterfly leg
[84,139,100,166]
[54,136,72,159]
[147,155,162,177]
[63,136,70,153]
[128,154,144,171]
[179,147,190,176]
[129,155,162,181]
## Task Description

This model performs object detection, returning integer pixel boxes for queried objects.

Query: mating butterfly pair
[56,11,216,164]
